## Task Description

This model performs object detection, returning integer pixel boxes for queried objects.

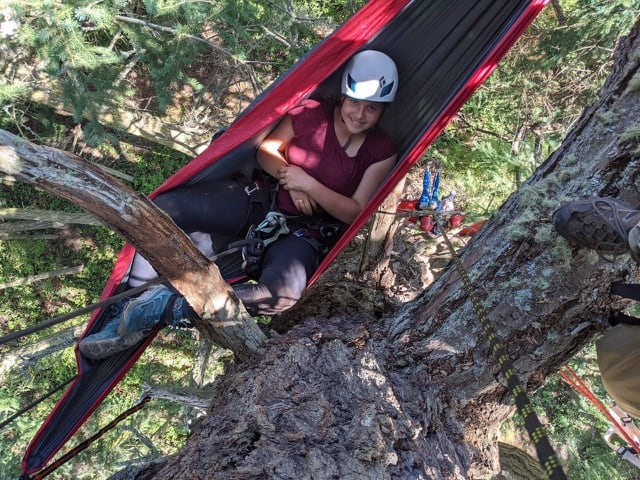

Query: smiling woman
[77,50,400,363]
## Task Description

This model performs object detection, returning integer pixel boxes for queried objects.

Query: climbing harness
[251,211,291,247]
[559,365,640,469]
[288,214,344,256]
[434,216,567,480]
[217,209,344,278]
[227,211,290,278]
[21,397,151,480]
[604,406,640,469]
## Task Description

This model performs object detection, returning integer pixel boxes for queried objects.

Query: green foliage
[433,0,636,216]
[509,343,640,480]
[2,0,351,138]
[0,146,198,479]
[1,0,639,477]
[129,147,190,194]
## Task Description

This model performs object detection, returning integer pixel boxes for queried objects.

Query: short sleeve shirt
[276,98,396,215]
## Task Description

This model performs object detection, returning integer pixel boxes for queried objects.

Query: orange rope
[559,365,639,451]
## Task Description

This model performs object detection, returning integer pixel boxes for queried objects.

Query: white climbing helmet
[341,50,398,103]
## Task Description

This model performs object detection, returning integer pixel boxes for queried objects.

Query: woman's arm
[256,116,294,177]
[278,154,396,224]
[258,115,319,214]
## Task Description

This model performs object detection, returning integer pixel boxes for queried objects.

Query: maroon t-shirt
[275,98,396,216]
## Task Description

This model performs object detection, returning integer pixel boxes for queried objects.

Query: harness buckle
[320,224,340,239]
[244,182,259,196]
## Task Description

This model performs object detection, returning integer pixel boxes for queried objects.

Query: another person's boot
[552,197,640,262]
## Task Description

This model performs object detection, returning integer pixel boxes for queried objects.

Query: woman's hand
[289,190,317,215]
[277,164,314,192]
[277,165,317,215]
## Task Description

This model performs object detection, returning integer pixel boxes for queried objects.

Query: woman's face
[340,98,385,134]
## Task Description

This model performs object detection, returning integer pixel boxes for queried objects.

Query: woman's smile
[340,98,384,133]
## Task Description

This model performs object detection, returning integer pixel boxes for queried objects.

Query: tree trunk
[359,177,407,288]
[0,132,265,361]
[117,19,640,479]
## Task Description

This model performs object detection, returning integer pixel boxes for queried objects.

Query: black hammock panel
[22,0,547,475]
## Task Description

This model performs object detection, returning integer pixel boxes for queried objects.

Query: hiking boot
[120,284,198,336]
[169,295,197,329]
[552,197,640,262]
[79,301,134,360]
[118,284,177,337]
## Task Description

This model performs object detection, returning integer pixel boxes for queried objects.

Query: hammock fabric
[22,0,549,475]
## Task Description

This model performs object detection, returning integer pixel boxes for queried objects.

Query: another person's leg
[552,197,640,262]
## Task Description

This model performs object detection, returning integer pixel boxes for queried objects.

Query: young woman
[80,50,399,359]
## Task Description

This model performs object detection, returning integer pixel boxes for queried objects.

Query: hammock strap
[0,377,75,431]
[0,278,164,347]
[559,365,640,455]
[22,397,152,480]
[434,216,567,480]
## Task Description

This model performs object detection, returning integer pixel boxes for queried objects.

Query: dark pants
[129,179,320,316]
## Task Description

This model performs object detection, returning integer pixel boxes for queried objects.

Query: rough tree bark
[115,19,639,480]
[0,134,265,361]
[359,178,407,289]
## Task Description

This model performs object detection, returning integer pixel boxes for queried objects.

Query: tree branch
[0,130,265,361]
[0,265,84,290]
[113,14,244,63]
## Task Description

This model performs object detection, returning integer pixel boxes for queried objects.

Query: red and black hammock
[22,0,549,476]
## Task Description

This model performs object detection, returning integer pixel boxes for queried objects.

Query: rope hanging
[0,278,164,347]
[21,396,151,480]
[559,365,640,461]
[434,216,567,480]
[0,377,75,431]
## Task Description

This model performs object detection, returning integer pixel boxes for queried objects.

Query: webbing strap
[610,282,640,302]
[435,217,567,480]
[0,278,164,346]
[22,397,151,480]
[608,282,640,326]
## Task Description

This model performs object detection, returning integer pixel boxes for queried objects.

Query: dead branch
[0,265,84,290]
[0,129,265,361]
